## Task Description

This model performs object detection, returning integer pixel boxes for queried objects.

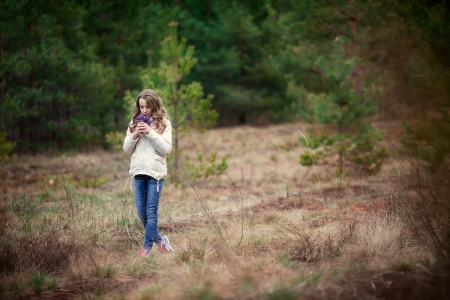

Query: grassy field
[1,121,448,299]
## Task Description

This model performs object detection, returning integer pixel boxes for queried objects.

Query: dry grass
[0,121,448,299]
[390,157,450,263]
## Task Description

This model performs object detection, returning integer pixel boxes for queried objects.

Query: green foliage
[0,129,16,165]
[138,22,218,181]
[29,272,46,295]
[299,132,335,150]
[310,40,380,127]
[400,0,450,171]
[300,127,389,173]
[409,0,450,47]
[346,125,390,174]
[299,152,316,166]
[184,152,228,184]
[11,272,58,296]
[105,131,125,153]
[401,113,450,173]
[104,90,138,152]
[1,0,447,151]
[267,287,301,300]
[400,28,450,172]
[1,0,117,151]
[76,177,108,189]
[301,39,388,173]
[141,23,218,132]
[395,0,450,263]
[184,1,265,124]
[401,0,450,170]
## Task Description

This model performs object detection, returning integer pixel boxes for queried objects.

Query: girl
[123,89,174,257]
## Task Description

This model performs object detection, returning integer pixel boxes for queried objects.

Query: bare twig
[122,194,139,247]
[225,167,256,248]
[324,0,358,20]
[318,19,353,38]
[185,169,227,244]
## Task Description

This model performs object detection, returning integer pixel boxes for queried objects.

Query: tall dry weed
[353,214,403,257]
[0,230,79,274]
[391,159,450,264]
[185,167,256,261]
[279,216,355,262]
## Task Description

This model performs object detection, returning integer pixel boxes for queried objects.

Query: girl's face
[138,98,152,116]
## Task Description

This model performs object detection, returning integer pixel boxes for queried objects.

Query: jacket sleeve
[123,122,139,156]
[145,119,172,156]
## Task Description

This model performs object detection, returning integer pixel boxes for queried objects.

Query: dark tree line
[0,0,447,151]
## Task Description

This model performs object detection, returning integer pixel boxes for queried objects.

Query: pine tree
[134,22,218,182]
[300,38,388,173]
[181,1,263,125]
[396,0,450,261]
[401,0,450,170]
[259,1,325,121]
[400,0,450,171]
[0,0,117,151]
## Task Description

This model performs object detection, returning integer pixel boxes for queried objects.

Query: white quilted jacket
[123,118,172,182]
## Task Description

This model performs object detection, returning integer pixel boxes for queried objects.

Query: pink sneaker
[140,248,150,257]
[158,236,174,253]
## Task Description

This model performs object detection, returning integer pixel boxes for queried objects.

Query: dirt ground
[1,121,449,300]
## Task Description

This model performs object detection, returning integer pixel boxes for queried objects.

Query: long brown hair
[129,89,170,134]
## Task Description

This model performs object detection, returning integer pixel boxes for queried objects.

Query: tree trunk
[172,60,179,181]
[0,32,4,129]
[337,83,343,171]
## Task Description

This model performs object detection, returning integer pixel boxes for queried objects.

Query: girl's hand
[137,122,152,135]
[132,129,140,140]
[132,122,152,140]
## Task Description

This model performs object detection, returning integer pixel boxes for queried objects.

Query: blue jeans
[134,175,164,250]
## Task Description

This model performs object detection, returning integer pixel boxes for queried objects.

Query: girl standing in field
[123,89,174,257]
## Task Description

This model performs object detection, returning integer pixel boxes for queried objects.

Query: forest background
[1,0,448,152]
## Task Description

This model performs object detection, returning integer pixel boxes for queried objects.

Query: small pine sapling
[299,38,389,174]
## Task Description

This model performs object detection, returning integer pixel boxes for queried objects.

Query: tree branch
[324,0,358,20]
[318,19,353,38]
